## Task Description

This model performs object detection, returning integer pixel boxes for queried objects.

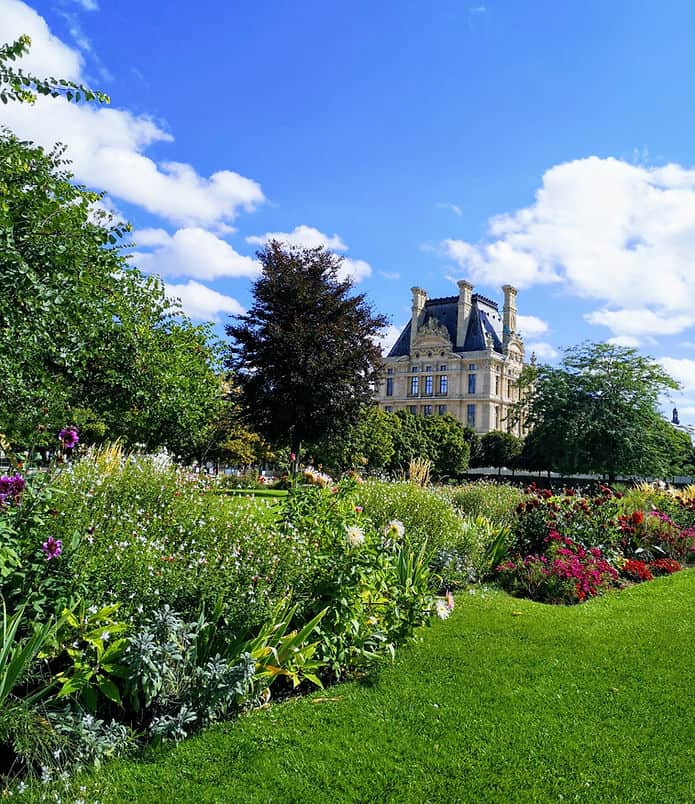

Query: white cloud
[585,308,694,339]
[607,335,643,348]
[516,314,549,339]
[133,228,259,281]
[659,357,695,393]
[527,342,559,361]
[247,225,372,283]
[70,0,99,10]
[377,324,404,356]
[441,155,695,343]
[165,280,244,323]
[379,271,401,280]
[246,225,347,252]
[0,0,265,228]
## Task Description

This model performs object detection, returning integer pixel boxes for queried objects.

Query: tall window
[467,404,476,428]
[468,374,476,394]
[468,363,477,370]
[438,404,447,416]
[409,405,417,415]
[439,364,447,371]
[423,404,433,416]
[495,375,500,395]
[410,376,419,395]
[387,367,394,375]
[439,375,448,395]
[386,378,393,396]
[424,375,433,395]
[411,366,419,373]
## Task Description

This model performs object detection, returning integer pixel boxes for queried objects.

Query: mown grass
[67,571,695,803]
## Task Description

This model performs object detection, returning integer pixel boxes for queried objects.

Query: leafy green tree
[422,415,470,479]
[479,431,522,474]
[515,342,679,480]
[309,406,399,473]
[226,241,388,467]
[0,37,223,455]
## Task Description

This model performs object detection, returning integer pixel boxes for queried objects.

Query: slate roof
[387,293,504,358]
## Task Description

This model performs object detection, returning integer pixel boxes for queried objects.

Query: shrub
[443,481,525,526]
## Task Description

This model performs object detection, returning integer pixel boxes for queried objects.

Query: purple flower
[42,536,62,560]
[58,427,79,449]
[0,473,25,503]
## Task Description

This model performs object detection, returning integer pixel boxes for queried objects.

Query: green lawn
[79,572,695,803]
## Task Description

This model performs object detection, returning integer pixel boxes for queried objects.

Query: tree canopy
[0,36,222,458]
[515,342,680,479]
[225,241,388,460]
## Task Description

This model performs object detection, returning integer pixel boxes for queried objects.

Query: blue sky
[4,0,695,426]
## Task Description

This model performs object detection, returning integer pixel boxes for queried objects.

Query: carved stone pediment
[413,316,452,349]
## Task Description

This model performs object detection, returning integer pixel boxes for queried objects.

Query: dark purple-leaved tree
[225,240,388,473]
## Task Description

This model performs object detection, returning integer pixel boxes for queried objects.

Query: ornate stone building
[375,281,525,434]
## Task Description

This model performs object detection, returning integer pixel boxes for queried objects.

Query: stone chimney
[456,280,473,348]
[502,284,517,344]
[410,287,427,351]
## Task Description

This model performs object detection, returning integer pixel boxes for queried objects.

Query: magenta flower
[58,427,79,449]
[41,536,63,560]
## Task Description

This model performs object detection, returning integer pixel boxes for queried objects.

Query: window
[410,376,419,395]
[409,405,417,415]
[438,405,447,416]
[439,375,448,394]
[439,364,447,371]
[425,365,432,372]
[424,375,433,395]
[387,367,393,375]
[386,377,393,396]
[495,375,499,395]
[468,374,476,394]
[385,405,393,413]
[467,404,476,429]
[423,404,433,416]
[411,366,419,372]
[468,363,477,370]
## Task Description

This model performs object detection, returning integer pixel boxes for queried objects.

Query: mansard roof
[387,293,504,358]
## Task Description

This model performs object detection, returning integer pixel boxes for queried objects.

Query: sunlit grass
[69,570,695,804]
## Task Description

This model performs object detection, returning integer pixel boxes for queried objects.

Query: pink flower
[41,536,62,560]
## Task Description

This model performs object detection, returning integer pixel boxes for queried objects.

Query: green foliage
[387,411,470,479]
[478,430,522,471]
[226,240,388,460]
[54,602,129,713]
[0,88,222,456]
[515,342,679,479]
[358,480,468,559]
[443,480,525,526]
[309,405,399,473]
[0,35,110,106]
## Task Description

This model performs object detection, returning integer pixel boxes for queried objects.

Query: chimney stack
[456,280,473,347]
[502,284,517,344]
[410,287,427,351]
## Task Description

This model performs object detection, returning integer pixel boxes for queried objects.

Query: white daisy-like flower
[435,599,451,620]
[383,520,405,540]
[345,524,365,546]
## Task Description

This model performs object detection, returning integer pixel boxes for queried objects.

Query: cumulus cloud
[441,156,695,343]
[247,225,372,283]
[526,342,559,361]
[165,280,244,323]
[436,202,462,217]
[132,228,259,281]
[516,314,549,340]
[0,0,265,228]
[246,225,347,252]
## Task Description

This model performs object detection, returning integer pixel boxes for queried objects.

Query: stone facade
[375,281,525,434]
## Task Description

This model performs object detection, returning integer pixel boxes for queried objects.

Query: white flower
[435,599,451,620]
[100,631,110,642]
[345,525,365,547]
[384,520,405,540]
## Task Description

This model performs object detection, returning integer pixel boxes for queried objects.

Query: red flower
[631,510,644,526]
